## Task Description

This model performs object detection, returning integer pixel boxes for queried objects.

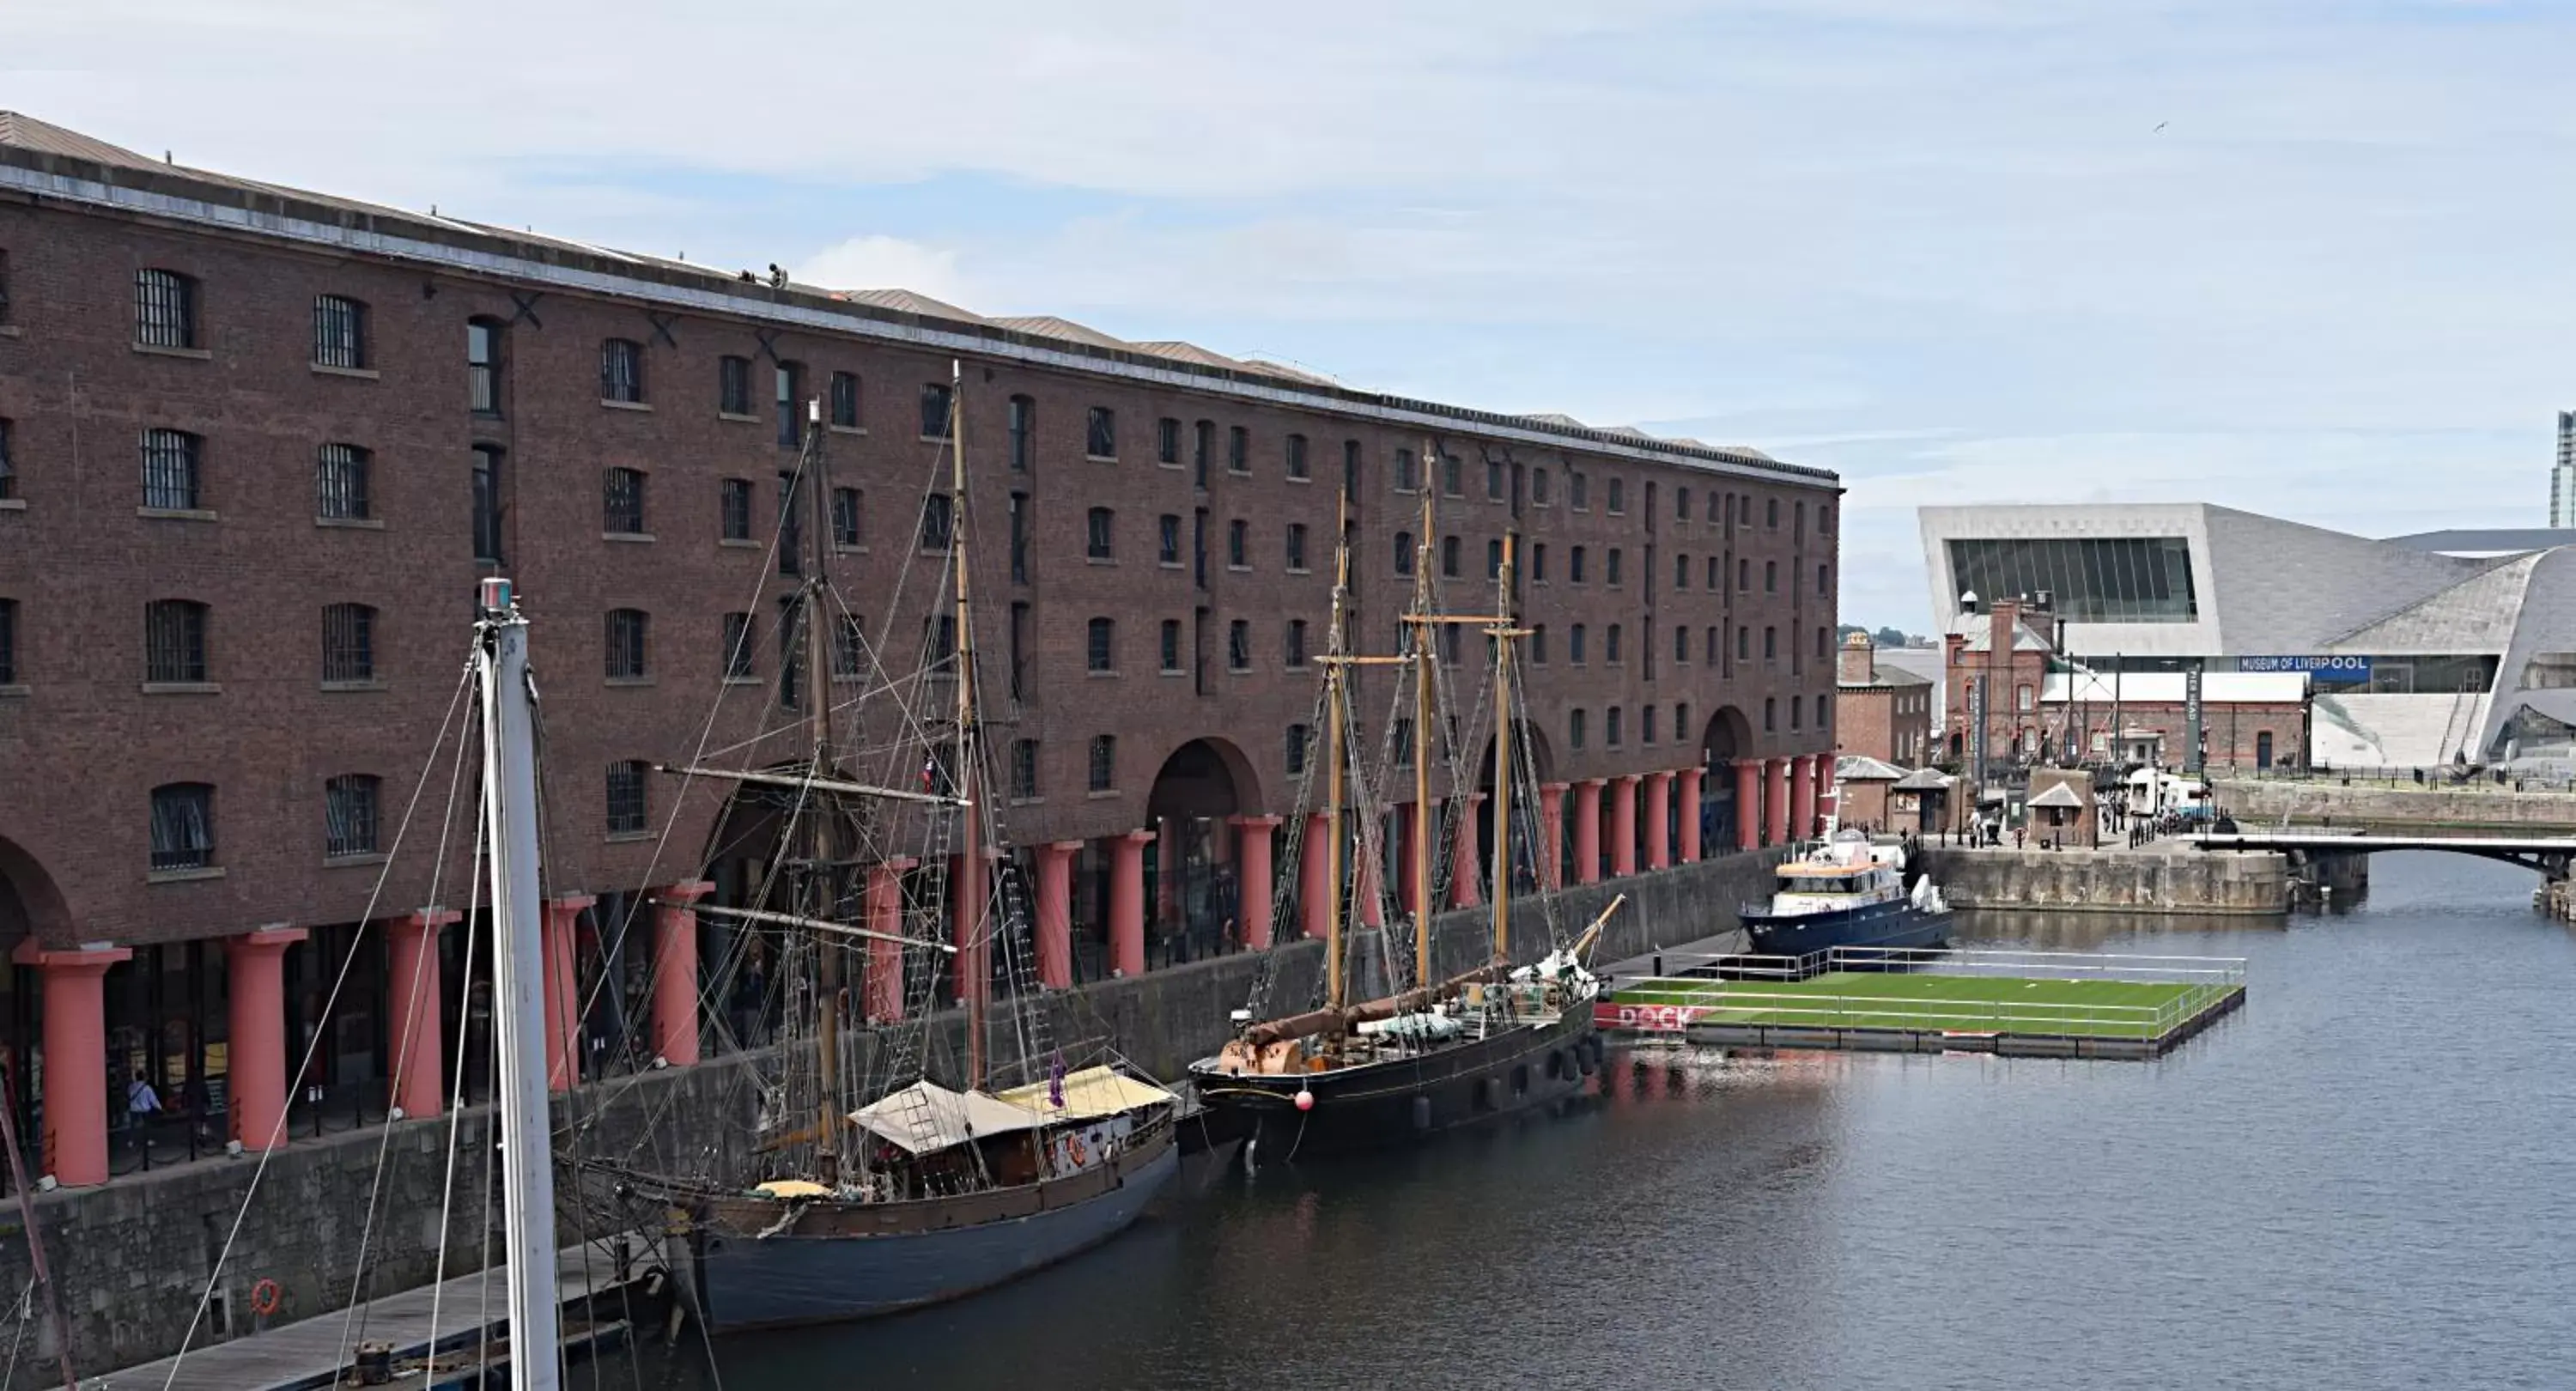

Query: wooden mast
[1410,480,1437,990]
[1491,531,1514,962]
[945,358,990,1090]
[1324,491,1351,1011]
[798,394,848,1175]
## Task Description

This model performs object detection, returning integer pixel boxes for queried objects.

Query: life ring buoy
[250,1278,283,1316]
[1064,1133,1090,1169]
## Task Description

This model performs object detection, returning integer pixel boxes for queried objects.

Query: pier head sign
[2240,654,2373,679]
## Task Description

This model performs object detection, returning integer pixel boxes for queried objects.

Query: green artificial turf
[1608,970,2232,1041]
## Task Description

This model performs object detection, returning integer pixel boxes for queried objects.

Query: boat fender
[1412,1095,1431,1131]
[1546,1049,1564,1080]
[1577,1036,1601,1074]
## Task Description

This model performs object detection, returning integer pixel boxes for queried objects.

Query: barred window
[605,608,648,679]
[1396,447,1419,493]
[313,295,366,369]
[1228,519,1248,568]
[1087,406,1117,459]
[145,599,208,683]
[832,487,862,548]
[325,774,380,858]
[1228,425,1249,473]
[1286,434,1309,479]
[1286,723,1310,775]
[920,382,955,440]
[135,269,197,349]
[1088,735,1116,792]
[141,428,201,510]
[149,782,215,871]
[1011,739,1040,799]
[316,443,370,520]
[1160,620,1182,673]
[321,603,374,683]
[1005,395,1034,471]
[722,611,755,679]
[0,598,15,684]
[1286,523,1309,572]
[472,446,504,562]
[829,371,861,428]
[467,319,502,416]
[1441,453,1461,496]
[1285,618,1309,668]
[720,478,753,541]
[1571,471,1589,510]
[600,337,644,403]
[605,760,649,835]
[1088,617,1116,673]
[834,614,867,677]
[1158,514,1182,565]
[1157,417,1181,465]
[718,355,752,415]
[600,466,647,535]
[920,493,955,551]
[1228,619,1251,671]
[1086,507,1114,561]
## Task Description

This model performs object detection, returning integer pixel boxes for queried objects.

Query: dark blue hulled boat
[1741,832,1951,958]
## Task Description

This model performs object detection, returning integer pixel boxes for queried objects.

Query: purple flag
[1048,1050,1066,1109]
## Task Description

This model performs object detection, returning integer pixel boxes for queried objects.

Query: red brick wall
[0,193,1842,946]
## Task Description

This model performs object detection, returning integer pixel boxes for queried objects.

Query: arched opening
[1146,738,1262,968]
[0,835,65,1153]
[1701,706,1755,851]
[1474,720,1558,895]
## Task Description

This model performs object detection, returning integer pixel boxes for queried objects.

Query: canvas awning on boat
[750,1179,832,1199]
[993,1066,1175,1124]
[848,1080,1044,1156]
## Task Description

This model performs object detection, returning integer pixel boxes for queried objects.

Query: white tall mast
[477,577,561,1391]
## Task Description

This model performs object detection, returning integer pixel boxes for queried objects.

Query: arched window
[145,599,209,683]
[324,774,380,858]
[1087,617,1116,672]
[316,443,370,520]
[1571,623,1589,664]
[135,269,197,349]
[605,608,649,679]
[600,337,645,403]
[149,782,215,871]
[322,602,376,683]
[1085,507,1114,560]
[1570,708,1588,750]
[141,428,202,511]
[467,318,504,416]
[313,295,366,369]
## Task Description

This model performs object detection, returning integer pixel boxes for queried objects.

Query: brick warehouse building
[0,113,1839,1187]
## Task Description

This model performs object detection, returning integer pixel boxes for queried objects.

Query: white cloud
[796,235,971,303]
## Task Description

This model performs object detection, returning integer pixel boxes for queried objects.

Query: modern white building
[1919,503,2576,769]
[2555,411,2576,530]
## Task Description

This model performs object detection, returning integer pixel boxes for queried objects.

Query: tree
[1874,626,1909,648]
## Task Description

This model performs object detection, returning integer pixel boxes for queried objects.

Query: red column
[652,882,711,1068]
[227,927,304,1152]
[1643,772,1674,871]
[1765,758,1791,847]
[865,859,914,1023]
[1110,831,1150,976]
[15,943,129,1186]
[1572,780,1604,885]
[1678,768,1704,863]
[1300,814,1332,938]
[1608,775,1639,878]
[1230,816,1279,949]
[1397,801,1435,919]
[1736,761,1763,852]
[1538,783,1568,890]
[1036,842,1078,988]
[1449,794,1485,908]
[386,908,456,1117]
[542,896,592,1092]
[1811,754,1837,834]
[1790,757,1816,843]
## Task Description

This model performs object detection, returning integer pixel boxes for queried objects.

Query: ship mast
[793,397,854,1177]
[946,358,990,1090]
[1409,482,1437,990]
[1324,493,1352,1011]
[1491,531,1515,962]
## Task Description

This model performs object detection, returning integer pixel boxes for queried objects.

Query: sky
[9,0,2571,629]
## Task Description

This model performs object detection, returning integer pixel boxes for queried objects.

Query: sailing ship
[590,369,1178,1333]
[1188,481,1612,1161]
[1739,829,1950,957]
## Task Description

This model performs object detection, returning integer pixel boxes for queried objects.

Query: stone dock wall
[0,848,1779,1386]
[2214,779,2576,832]
[1916,847,2294,915]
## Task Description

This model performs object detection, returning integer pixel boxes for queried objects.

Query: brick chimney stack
[1838,630,1875,684]
[1989,596,2021,666]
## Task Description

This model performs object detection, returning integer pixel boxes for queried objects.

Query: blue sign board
[2239,654,2373,678]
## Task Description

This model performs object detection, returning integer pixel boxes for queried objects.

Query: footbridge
[2189,831,2576,880]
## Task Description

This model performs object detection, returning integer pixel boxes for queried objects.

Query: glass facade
[1947,537,2199,623]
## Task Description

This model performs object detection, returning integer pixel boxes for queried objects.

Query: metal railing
[1626,945,2247,1042]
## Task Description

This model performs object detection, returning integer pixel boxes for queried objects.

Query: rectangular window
[1441,535,1461,578]
[135,269,197,349]
[605,608,648,679]
[601,337,644,402]
[1818,562,1831,597]
[838,613,868,678]
[775,361,804,446]
[1766,497,1780,529]
[1675,554,1690,589]
[1343,440,1361,495]
[1158,417,1182,465]
[1709,556,1721,589]
[1531,544,1547,583]
[1193,420,1215,481]
[1087,507,1115,560]
[777,472,803,575]
[316,443,370,520]
[1706,626,1719,667]
[1643,706,1659,745]
[1088,735,1116,792]
[144,600,207,683]
[149,784,215,871]
[1571,624,1588,665]
[1765,561,1777,593]
[1677,487,1692,522]
[1607,624,1623,665]
[1088,617,1116,672]
[1285,725,1310,776]
[1286,523,1309,572]
[1607,549,1624,586]
[1159,513,1182,566]
[1607,707,1624,747]
[468,320,501,416]
[1441,453,1462,496]
[1533,468,1551,505]
[1396,448,1419,493]
[1737,627,1749,661]
[1674,624,1691,664]
[1943,537,2202,623]
[141,428,201,511]
[833,487,863,548]
[1228,519,1248,568]
[313,295,366,369]
[829,371,861,428]
[1571,471,1589,510]
[921,383,955,439]
[1607,477,1625,513]
[1010,492,1030,583]
[1764,626,1777,660]
[720,478,753,541]
[919,493,955,551]
[722,611,755,679]
[1285,618,1309,667]
[1007,602,1026,697]
[1229,619,1251,671]
[1394,530,1416,575]
[1009,395,1036,471]
[1286,434,1309,479]
[321,603,374,682]
[1088,406,1117,459]
[778,600,810,702]
[325,774,380,858]
[605,761,649,835]
[1571,546,1588,584]
[1228,425,1249,473]
[1440,624,1461,665]
[0,598,15,684]
[1012,739,1040,799]
[1531,624,1548,664]
[718,355,752,416]
[603,466,647,535]
[1160,620,1182,673]
[472,446,505,562]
